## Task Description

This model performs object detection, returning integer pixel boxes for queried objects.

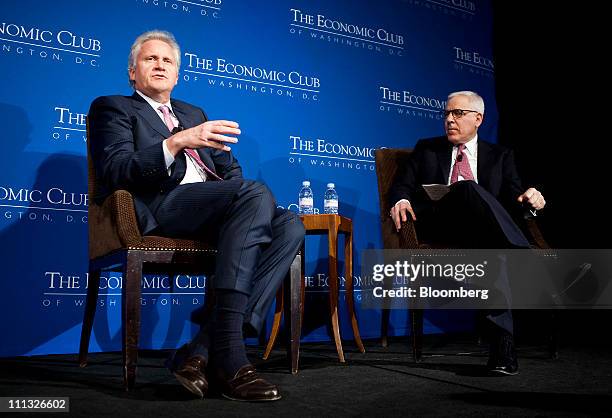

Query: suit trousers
[154,179,305,334]
[417,180,529,249]
[416,180,530,334]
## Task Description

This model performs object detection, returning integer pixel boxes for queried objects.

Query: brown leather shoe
[215,364,281,402]
[173,355,208,398]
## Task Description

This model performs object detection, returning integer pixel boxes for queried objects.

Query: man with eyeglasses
[389,90,546,375]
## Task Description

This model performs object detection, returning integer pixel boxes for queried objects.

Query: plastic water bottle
[324,183,339,214]
[298,181,314,214]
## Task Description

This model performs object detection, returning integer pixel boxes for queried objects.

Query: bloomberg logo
[0,22,101,66]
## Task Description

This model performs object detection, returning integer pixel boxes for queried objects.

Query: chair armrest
[398,218,420,249]
[525,218,550,249]
[381,216,420,249]
[88,190,143,259]
[109,190,144,246]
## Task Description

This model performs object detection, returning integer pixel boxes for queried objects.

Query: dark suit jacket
[389,136,524,218]
[88,92,243,234]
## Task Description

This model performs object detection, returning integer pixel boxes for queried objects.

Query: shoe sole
[174,372,205,398]
[221,393,282,402]
[489,368,519,376]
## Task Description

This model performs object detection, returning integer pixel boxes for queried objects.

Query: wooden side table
[263,214,365,372]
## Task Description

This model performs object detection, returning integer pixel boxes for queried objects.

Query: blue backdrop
[0,0,497,356]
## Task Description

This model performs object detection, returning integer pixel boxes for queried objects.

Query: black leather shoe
[487,331,519,376]
[213,364,281,402]
[489,361,519,376]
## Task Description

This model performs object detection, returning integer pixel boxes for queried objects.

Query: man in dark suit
[389,91,546,375]
[88,30,304,401]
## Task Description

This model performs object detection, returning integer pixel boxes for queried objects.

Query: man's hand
[166,120,240,155]
[390,200,416,231]
[517,187,546,210]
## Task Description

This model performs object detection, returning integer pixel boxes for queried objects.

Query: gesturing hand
[166,120,240,155]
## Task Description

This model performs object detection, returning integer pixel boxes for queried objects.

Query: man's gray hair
[448,91,485,114]
[127,30,181,88]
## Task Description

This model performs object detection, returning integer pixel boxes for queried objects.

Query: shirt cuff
[162,139,175,172]
[394,198,411,208]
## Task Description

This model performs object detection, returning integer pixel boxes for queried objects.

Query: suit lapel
[130,92,172,138]
[477,140,493,190]
[171,100,218,176]
[437,139,452,183]
[171,100,198,129]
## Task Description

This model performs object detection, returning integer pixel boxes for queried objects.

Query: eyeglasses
[442,109,480,119]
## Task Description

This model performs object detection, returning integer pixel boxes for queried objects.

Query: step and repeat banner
[1,0,496,356]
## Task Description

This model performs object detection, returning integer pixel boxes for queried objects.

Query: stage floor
[1,336,611,416]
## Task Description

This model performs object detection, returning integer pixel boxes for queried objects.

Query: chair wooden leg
[263,285,284,360]
[122,251,143,391]
[411,308,423,363]
[380,252,393,348]
[285,253,303,374]
[344,230,365,353]
[79,266,101,367]
[327,226,345,363]
[300,247,306,327]
[381,309,390,348]
[549,310,559,359]
[257,320,268,347]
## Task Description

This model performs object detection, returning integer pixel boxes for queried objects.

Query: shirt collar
[460,134,478,156]
[136,90,174,115]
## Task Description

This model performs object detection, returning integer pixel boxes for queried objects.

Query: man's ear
[128,68,135,83]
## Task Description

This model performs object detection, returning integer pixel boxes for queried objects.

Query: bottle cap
[302,181,310,187]
[327,183,335,188]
